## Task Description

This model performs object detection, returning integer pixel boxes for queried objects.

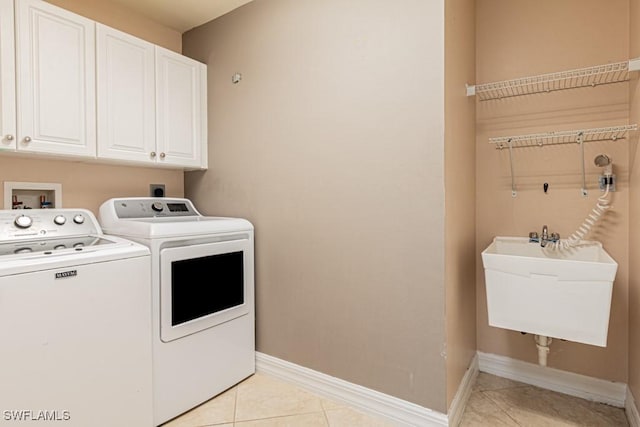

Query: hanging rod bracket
[465,84,476,97]
[629,57,640,72]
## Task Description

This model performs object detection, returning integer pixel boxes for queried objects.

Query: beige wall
[444,0,476,409]
[0,157,183,214]
[184,0,448,411]
[46,0,181,53]
[0,0,185,215]
[629,0,640,407]
[476,0,630,382]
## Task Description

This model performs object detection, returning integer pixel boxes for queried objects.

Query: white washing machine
[0,208,152,427]
[99,197,255,426]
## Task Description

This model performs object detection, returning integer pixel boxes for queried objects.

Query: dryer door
[160,238,252,342]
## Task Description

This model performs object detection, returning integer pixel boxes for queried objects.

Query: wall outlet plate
[150,184,165,197]
[599,175,616,192]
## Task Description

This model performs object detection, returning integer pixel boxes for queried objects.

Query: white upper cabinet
[0,0,15,151]
[96,24,156,163]
[15,0,96,158]
[0,0,207,169]
[156,46,207,169]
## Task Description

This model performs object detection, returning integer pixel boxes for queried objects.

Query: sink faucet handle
[540,225,550,247]
[551,232,560,241]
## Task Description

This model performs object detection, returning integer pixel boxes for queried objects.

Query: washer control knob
[53,215,66,225]
[72,214,85,225]
[14,215,33,229]
[151,202,164,212]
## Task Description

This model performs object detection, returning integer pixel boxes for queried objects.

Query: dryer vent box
[4,181,62,209]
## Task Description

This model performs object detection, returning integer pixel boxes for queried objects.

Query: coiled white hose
[549,184,611,251]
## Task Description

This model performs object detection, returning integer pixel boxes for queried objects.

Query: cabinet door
[16,0,96,157]
[156,46,207,169]
[0,0,15,151]
[97,24,155,163]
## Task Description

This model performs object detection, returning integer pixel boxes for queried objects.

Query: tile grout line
[478,389,524,426]
[232,376,333,425]
[322,409,331,427]
[235,411,329,425]
[233,386,238,426]
[321,399,331,427]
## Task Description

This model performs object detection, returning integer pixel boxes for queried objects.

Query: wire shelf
[489,125,637,149]
[471,61,630,101]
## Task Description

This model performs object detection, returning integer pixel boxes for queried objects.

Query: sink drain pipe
[534,335,552,366]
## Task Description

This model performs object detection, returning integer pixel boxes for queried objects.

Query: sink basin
[481,237,618,347]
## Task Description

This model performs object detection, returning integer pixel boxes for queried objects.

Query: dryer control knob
[73,214,85,225]
[151,202,164,212]
[53,215,66,225]
[14,215,33,229]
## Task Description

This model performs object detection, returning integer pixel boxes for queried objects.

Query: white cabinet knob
[23,136,31,143]
[5,134,13,141]
[159,152,166,159]
[150,151,156,158]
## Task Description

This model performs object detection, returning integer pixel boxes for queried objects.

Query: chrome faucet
[541,225,549,247]
[539,225,559,247]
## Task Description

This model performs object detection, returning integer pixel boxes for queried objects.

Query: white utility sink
[481,237,618,347]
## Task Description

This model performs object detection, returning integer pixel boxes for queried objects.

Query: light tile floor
[460,373,629,427]
[163,372,630,427]
[162,373,393,427]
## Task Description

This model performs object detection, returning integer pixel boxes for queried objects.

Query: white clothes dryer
[0,208,152,427]
[99,198,255,426]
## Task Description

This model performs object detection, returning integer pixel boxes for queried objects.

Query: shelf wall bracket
[629,57,640,72]
[578,132,588,197]
[466,83,476,97]
[508,138,517,198]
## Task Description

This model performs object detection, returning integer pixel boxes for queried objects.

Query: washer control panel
[0,209,99,242]
[113,198,199,219]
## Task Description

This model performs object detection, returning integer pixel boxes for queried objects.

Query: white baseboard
[446,354,479,427]
[477,351,627,407]
[256,351,635,425]
[627,388,640,427]
[255,352,448,426]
